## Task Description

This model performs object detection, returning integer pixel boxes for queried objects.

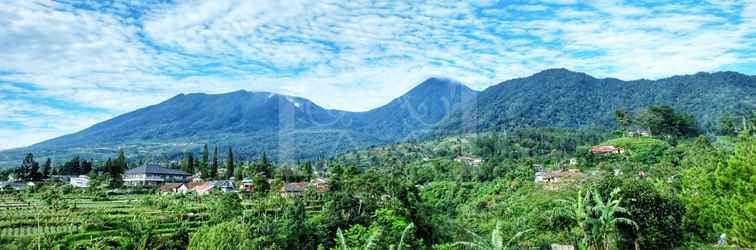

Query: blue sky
[0,0,755,149]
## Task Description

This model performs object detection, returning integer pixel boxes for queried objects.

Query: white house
[123,164,192,186]
[190,180,235,195]
[159,183,189,194]
[69,175,91,188]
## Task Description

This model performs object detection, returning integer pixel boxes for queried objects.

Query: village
[1,164,332,198]
[1,141,641,196]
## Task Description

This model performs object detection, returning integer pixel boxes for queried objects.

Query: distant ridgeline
[0,69,754,166]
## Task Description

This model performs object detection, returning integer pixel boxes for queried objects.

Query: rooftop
[125,164,192,176]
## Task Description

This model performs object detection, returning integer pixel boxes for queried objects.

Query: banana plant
[453,222,532,250]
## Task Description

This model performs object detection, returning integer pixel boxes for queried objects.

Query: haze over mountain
[1,69,754,167]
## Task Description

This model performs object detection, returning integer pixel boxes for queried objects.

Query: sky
[0,0,755,150]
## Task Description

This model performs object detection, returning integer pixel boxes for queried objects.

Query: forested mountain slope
[441,69,755,133]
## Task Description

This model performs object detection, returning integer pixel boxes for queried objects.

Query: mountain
[1,69,754,167]
[352,77,478,140]
[0,78,477,166]
[34,91,347,147]
[441,68,756,132]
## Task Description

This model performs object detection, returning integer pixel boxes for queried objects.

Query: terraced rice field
[0,193,211,248]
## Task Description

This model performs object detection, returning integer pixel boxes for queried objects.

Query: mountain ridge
[440,69,755,133]
[1,69,754,166]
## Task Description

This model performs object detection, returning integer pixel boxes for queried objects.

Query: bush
[596,177,685,249]
[188,221,256,250]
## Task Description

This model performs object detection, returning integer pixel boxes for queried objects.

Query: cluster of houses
[1,163,332,198]
[117,164,330,197]
[0,180,33,191]
[3,143,630,194]
[158,180,236,195]
[532,145,630,188]
[454,155,484,166]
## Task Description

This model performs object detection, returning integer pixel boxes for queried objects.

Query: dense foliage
[1,106,755,249]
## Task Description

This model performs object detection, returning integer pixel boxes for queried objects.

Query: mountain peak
[418,77,462,87]
[534,68,586,77]
[408,77,471,96]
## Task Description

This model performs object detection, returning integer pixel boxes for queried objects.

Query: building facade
[124,164,192,186]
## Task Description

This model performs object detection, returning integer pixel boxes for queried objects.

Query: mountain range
[0,69,754,166]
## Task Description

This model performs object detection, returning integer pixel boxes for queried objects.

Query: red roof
[193,183,212,191]
[592,146,623,154]
[279,182,307,193]
[159,183,183,191]
[185,182,202,189]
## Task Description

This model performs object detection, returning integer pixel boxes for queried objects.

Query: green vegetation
[1,107,755,249]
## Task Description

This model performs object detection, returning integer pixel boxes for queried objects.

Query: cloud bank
[0,0,754,149]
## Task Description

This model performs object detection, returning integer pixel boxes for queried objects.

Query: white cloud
[0,0,754,149]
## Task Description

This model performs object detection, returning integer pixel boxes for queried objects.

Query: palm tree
[453,222,532,250]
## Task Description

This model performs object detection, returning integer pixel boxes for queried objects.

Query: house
[123,164,192,186]
[239,178,254,192]
[211,180,235,193]
[69,175,91,188]
[627,129,651,137]
[591,145,625,154]
[532,164,545,172]
[192,182,213,195]
[550,244,575,250]
[279,182,307,198]
[0,181,33,191]
[159,183,188,194]
[567,158,578,166]
[185,182,203,192]
[310,178,330,193]
[191,180,235,195]
[454,155,484,166]
[188,173,203,183]
[50,175,76,182]
[279,179,331,198]
[535,169,583,183]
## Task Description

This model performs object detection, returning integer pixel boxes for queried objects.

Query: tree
[636,106,700,142]
[16,153,40,181]
[201,144,209,178]
[41,158,52,178]
[715,130,756,248]
[111,149,127,188]
[211,146,219,180]
[225,147,235,179]
[81,159,93,175]
[209,192,241,222]
[59,155,82,175]
[252,173,269,195]
[181,153,195,174]
[597,178,685,249]
[256,152,273,179]
[302,161,313,181]
[614,108,631,132]
[719,114,738,136]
